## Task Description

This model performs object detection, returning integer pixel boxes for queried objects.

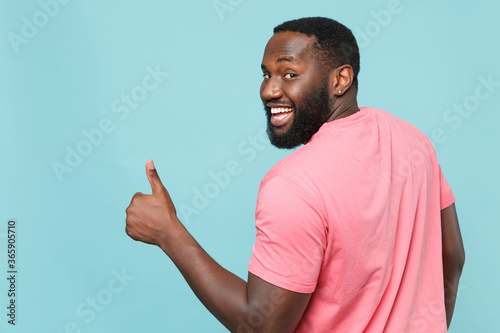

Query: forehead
[262,31,318,65]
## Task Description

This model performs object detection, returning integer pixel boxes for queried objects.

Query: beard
[265,81,332,149]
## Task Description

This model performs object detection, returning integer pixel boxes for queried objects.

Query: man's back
[249,107,454,332]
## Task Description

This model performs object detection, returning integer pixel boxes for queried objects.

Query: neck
[326,97,359,122]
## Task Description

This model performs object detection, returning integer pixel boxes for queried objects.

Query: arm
[125,160,311,332]
[441,203,465,328]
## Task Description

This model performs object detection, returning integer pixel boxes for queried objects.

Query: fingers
[146,159,165,196]
[125,160,179,245]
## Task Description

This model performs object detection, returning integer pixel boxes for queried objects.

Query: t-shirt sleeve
[248,175,327,294]
[439,165,455,210]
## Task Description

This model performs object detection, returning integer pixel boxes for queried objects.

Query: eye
[284,73,297,79]
[262,73,271,79]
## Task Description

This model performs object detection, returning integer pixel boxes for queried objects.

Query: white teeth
[271,107,293,114]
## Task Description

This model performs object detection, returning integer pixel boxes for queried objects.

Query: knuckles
[131,192,144,200]
[125,225,131,236]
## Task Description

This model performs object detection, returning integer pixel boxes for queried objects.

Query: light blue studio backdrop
[0,0,498,332]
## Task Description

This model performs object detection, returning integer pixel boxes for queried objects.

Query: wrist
[156,216,191,257]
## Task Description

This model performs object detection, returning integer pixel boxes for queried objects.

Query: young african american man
[125,17,465,332]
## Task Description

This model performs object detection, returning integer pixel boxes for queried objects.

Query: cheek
[285,86,303,106]
[290,76,315,99]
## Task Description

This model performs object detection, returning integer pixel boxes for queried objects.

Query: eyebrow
[276,56,299,64]
[261,56,300,71]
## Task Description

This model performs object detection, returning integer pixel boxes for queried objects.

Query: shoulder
[366,107,435,148]
[370,107,428,135]
[261,142,324,187]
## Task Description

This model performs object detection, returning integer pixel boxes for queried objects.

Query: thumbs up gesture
[125,160,179,246]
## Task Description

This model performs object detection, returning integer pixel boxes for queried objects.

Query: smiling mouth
[270,107,294,127]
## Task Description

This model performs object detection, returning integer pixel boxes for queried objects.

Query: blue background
[1,0,498,332]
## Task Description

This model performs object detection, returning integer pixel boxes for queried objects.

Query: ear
[328,65,354,96]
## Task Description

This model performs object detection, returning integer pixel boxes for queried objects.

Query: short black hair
[274,17,360,89]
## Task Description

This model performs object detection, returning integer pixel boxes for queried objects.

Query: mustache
[263,100,295,109]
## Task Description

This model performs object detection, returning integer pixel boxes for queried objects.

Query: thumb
[146,159,165,195]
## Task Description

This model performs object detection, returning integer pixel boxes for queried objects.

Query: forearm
[443,257,464,328]
[440,203,465,329]
[158,219,249,331]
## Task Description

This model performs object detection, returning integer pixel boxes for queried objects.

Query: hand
[125,159,179,246]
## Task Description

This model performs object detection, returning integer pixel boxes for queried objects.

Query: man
[125,17,465,332]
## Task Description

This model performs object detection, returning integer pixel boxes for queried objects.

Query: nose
[261,78,283,101]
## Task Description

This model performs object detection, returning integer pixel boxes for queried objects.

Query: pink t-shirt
[249,107,455,332]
